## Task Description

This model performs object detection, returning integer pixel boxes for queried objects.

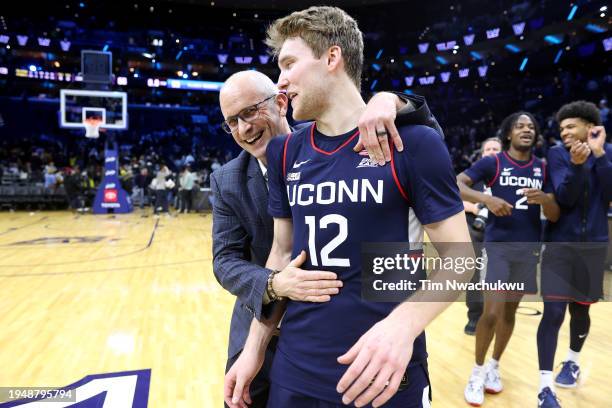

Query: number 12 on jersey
[304,214,351,267]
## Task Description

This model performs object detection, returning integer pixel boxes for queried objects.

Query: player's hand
[336,312,414,407]
[587,126,606,158]
[569,140,591,165]
[224,347,266,408]
[523,188,551,205]
[483,196,513,217]
[354,92,404,165]
[273,250,343,302]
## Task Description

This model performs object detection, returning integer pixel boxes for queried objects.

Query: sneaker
[464,320,478,335]
[464,375,485,406]
[484,365,503,394]
[555,361,580,388]
[537,387,561,407]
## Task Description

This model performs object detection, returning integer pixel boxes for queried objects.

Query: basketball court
[1,211,610,406]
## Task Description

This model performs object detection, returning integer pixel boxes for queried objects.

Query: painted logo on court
[0,369,151,407]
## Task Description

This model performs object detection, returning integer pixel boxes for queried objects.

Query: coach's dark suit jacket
[211,151,273,362]
[211,93,442,388]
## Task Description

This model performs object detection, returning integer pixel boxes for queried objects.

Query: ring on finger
[375,128,388,138]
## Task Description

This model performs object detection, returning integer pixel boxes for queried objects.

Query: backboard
[59,89,128,131]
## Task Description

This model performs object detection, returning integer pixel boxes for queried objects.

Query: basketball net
[84,118,103,139]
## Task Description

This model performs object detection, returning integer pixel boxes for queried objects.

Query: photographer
[462,137,502,335]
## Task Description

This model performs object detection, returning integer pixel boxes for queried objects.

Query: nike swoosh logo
[503,168,513,172]
[578,334,587,339]
[292,159,310,169]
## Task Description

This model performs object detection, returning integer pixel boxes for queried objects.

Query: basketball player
[224,6,472,408]
[536,101,612,408]
[457,112,560,406]
[213,69,441,407]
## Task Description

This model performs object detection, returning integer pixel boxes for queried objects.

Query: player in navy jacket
[535,101,612,408]
[457,112,560,406]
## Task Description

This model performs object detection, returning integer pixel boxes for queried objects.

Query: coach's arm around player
[223,217,304,408]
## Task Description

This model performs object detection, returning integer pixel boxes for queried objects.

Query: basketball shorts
[483,244,539,294]
[541,243,608,303]
[267,362,431,408]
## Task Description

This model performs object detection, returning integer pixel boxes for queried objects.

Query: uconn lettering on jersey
[499,175,543,189]
[286,179,383,206]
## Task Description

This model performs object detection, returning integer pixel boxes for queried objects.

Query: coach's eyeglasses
[221,94,277,134]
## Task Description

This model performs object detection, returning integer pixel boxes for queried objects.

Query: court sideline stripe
[147,218,159,248]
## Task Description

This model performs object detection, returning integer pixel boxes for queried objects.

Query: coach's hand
[354,92,405,166]
[273,250,343,302]
[224,347,265,408]
[483,195,513,217]
[570,140,591,165]
[336,312,414,407]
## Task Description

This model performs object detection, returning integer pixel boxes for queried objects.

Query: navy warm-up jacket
[545,143,612,242]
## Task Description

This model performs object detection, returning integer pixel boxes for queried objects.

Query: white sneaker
[465,374,485,406]
[484,366,503,394]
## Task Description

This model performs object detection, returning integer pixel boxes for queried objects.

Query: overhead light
[177,70,183,76]
[142,52,153,58]
[567,5,578,21]
[544,35,563,45]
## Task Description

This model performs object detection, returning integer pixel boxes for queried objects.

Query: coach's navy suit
[211,150,275,406]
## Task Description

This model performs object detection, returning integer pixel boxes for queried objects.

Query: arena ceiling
[166,0,405,10]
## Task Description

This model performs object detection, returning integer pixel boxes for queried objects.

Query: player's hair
[556,100,602,126]
[480,137,502,156]
[499,111,540,150]
[265,6,364,89]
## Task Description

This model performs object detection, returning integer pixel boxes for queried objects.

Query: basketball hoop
[84,118,103,139]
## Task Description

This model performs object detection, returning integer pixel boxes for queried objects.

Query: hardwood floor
[1,211,610,407]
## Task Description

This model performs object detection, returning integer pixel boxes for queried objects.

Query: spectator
[151,164,171,215]
[179,165,196,213]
